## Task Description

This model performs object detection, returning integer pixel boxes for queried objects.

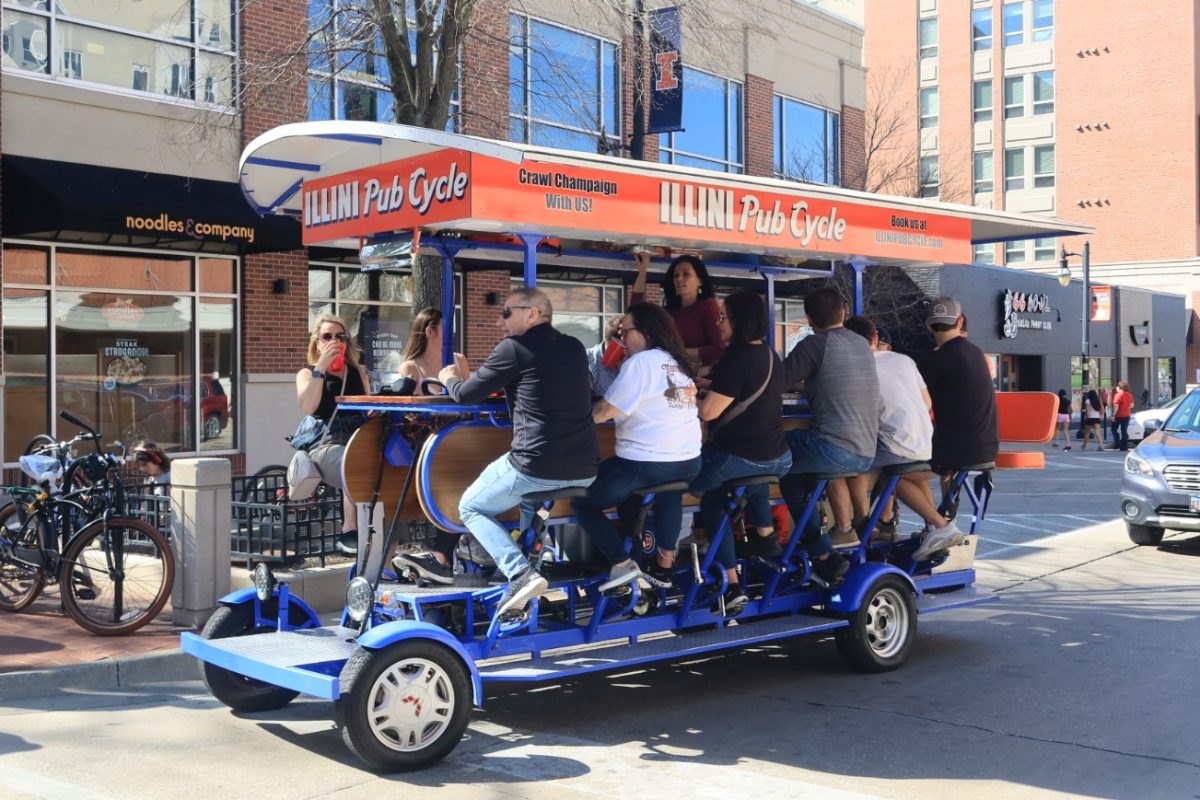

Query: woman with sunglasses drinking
[297,314,371,554]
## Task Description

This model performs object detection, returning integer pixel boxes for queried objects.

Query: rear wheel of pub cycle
[0,503,49,612]
[59,516,174,635]
[201,601,308,712]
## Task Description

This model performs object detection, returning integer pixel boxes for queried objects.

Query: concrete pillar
[170,458,232,627]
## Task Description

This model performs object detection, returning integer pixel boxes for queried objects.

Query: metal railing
[229,473,344,568]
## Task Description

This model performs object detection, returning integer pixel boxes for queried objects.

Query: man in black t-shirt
[908,296,997,560]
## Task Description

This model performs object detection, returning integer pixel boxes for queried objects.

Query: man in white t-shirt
[843,316,963,546]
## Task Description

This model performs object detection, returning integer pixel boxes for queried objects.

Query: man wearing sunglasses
[415,287,599,618]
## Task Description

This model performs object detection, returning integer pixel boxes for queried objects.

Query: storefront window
[311,264,464,392]
[2,243,238,462]
[1157,357,1176,405]
[1,0,236,106]
[513,278,624,348]
[1070,356,1114,411]
[774,299,811,354]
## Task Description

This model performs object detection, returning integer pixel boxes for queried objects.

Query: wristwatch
[310,368,323,378]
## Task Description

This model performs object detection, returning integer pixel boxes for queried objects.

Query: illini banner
[647,6,683,134]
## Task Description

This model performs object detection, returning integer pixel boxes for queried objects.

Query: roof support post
[763,272,777,354]
[846,256,871,315]
[518,233,543,288]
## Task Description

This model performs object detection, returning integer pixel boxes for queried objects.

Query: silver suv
[1120,387,1200,545]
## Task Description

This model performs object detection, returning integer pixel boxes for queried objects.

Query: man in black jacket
[398,286,598,618]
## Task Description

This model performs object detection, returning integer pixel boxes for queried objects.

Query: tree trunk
[411,252,444,352]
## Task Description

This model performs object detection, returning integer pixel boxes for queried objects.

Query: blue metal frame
[217,586,322,630]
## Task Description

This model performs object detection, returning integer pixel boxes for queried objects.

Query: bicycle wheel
[0,503,48,612]
[22,434,58,457]
[60,517,174,635]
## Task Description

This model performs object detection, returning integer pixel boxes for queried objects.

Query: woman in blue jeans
[572,303,703,592]
[689,289,792,616]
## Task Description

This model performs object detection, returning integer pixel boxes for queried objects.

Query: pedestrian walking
[1053,389,1072,450]
[1080,388,1104,450]
[1111,380,1133,451]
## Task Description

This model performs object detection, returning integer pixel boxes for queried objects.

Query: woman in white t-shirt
[571,302,703,592]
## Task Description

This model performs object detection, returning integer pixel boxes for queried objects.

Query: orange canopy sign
[301,149,972,262]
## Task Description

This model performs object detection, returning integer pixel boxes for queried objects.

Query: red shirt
[1113,389,1134,418]
[631,292,726,365]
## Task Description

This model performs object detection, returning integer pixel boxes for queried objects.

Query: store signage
[301,150,973,263]
[1000,289,1052,339]
[647,6,683,134]
[101,298,144,325]
[1130,323,1150,346]
[124,213,256,243]
[103,337,149,385]
[1091,285,1112,322]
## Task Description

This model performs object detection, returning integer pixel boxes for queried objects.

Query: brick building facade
[0,0,865,472]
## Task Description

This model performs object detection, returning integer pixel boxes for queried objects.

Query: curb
[0,649,201,701]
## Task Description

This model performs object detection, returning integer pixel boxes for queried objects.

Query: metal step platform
[916,585,997,614]
[181,626,359,700]
[476,612,848,682]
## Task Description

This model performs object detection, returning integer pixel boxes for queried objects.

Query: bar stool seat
[953,462,996,472]
[523,486,588,505]
[632,481,691,497]
[723,474,780,489]
[811,471,859,481]
[879,461,931,476]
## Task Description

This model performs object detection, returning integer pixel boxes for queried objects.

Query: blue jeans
[689,444,792,573]
[781,428,874,559]
[571,455,702,566]
[459,455,594,579]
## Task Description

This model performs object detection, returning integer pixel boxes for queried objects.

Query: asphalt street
[2,445,1198,800]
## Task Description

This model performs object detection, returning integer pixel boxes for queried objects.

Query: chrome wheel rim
[863,587,910,660]
[366,657,456,752]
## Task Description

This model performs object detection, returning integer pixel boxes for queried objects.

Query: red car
[201,378,229,441]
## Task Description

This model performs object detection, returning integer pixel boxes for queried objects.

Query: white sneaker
[598,560,642,593]
[913,521,966,561]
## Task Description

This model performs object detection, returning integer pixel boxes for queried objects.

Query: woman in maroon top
[631,252,726,367]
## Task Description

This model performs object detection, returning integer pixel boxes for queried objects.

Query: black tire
[337,639,472,772]
[835,574,918,673]
[0,504,48,612]
[22,434,58,458]
[239,465,288,504]
[201,602,305,712]
[59,517,174,635]
[203,414,223,442]
[1126,523,1165,546]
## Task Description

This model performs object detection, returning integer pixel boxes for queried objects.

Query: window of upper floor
[2,0,236,107]
[919,87,939,129]
[659,67,743,173]
[919,18,938,60]
[307,0,460,127]
[1003,0,1053,48]
[1003,71,1053,118]
[509,14,621,154]
[773,95,840,186]
[973,7,993,51]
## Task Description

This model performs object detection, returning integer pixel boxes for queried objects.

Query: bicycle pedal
[75,587,97,600]
[754,556,788,574]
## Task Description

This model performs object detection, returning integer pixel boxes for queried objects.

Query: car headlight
[253,563,275,602]
[1125,453,1154,476]
[345,576,374,622]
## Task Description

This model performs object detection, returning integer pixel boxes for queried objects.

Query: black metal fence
[230,473,344,568]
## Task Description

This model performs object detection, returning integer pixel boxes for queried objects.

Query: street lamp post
[1059,241,1092,387]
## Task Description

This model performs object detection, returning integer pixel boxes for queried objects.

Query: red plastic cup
[600,337,627,369]
[330,347,345,373]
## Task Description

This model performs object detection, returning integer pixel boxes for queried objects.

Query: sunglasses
[319,332,350,342]
[501,305,533,319]
[134,451,154,463]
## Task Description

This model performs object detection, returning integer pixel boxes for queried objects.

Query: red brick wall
[460,0,510,139]
[463,270,512,365]
[840,105,865,190]
[240,0,308,374]
[744,75,774,178]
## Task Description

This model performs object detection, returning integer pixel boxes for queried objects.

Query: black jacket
[445,323,599,480]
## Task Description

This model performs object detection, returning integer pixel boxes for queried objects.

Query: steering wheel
[420,377,448,396]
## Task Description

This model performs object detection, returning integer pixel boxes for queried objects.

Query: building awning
[2,155,300,254]
[239,120,1094,268]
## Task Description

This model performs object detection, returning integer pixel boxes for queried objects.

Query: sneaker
[871,519,903,544]
[335,530,358,556]
[830,526,860,548]
[393,551,454,585]
[598,560,642,593]
[912,521,966,561]
[812,551,849,584]
[750,532,782,559]
[1064,446,1072,451]
[717,584,748,617]
[497,567,549,619]
[644,561,674,586]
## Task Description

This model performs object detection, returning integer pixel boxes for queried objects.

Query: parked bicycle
[0,412,174,635]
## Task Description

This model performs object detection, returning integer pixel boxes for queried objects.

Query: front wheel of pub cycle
[337,639,472,772]
[0,503,48,612]
[201,602,307,712]
[835,574,917,673]
[59,517,174,635]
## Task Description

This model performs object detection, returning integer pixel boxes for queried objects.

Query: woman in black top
[688,290,792,617]
[296,314,371,554]
[1054,389,1073,450]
